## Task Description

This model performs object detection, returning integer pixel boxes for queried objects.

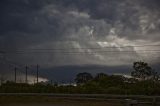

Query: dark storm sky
[0,0,160,82]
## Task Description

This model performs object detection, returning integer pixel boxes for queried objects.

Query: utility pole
[14,67,17,83]
[36,64,39,83]
[50,80,53,85]
[0,75,2,86]
[25,66,28,83]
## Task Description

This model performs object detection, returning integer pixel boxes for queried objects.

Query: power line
[0,57,41,83]
[1,50,160,55]
[1,44,160,52]
[11,44,160,50]
[0,44,159,54]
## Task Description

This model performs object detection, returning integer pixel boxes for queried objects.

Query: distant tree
[54,82,58,87]
[150,70,160,81]
[0,75,5,85]
[108,75,125,84]
[131,61,159,81]
[75,72,93,84]
[95,73,108,80]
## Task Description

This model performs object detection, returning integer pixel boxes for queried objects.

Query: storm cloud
[0,0,160,82]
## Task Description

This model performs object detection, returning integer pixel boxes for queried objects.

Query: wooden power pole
[36,64,39,83]
[14,67,17,83]
[25,66,28,83]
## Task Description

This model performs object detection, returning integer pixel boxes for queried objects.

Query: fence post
[152,97,156,106]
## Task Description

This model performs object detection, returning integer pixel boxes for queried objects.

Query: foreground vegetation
[0,77,160,95]
[0,61,160,95]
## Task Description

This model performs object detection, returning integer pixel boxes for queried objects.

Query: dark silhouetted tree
[131,61,159,81]
[95,73,108,80]
[75,72,93,84]
[151,70,160,81]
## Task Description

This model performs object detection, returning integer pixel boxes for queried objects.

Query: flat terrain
[0,94,156,106]
[0,103,123,106]
[0,95,124,106]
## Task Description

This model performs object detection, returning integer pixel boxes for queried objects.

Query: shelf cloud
[0,0,160,82]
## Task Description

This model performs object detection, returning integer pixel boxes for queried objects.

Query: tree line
[75,61,160,84]
[0,61,160,95]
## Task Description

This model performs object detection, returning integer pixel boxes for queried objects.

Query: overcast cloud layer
[0,0,160,82]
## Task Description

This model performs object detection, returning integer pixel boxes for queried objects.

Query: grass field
[0,95,125,106]
[0,95,155,106]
